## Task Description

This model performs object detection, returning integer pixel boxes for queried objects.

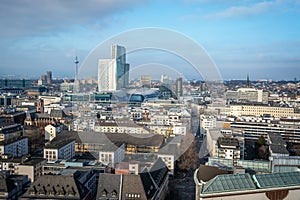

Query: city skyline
[0,0,300,80]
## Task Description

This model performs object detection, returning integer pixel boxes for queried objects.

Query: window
[111,190,117,197]
[101,189,107,197]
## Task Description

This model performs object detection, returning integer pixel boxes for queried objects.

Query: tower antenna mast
[74,56,79,81]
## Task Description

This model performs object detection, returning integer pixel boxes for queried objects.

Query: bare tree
[178,138,198,172]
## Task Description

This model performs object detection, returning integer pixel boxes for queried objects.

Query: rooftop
[268,132,286,146]
[217,137,239,148]
[21,157,46,166]
[50,109,67,118]
[96,174,121,200]
[105,132,164,147]
[253,171,300,189]
[269,144,289,155]
[44,138,75,149]
[207,128,223,141]
[0,136,27,146]
[0,123,22,134]
[197,169,300,196]
[97,158,168,200]
[21,174,88,199]
[0,171,28,193]
[202,173,256,194]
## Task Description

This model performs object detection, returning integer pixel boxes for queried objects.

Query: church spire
[246,74,250,88]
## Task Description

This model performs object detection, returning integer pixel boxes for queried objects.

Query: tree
[258,135,266,146]
[178,139,198,172]
[258,145,269,160]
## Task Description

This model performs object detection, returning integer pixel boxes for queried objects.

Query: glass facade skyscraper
[98,45,129,91]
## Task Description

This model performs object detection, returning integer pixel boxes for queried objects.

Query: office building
[229,118,300,143]
[175,77,183,99]
[216,137,240,166]
[140,75,151,88]
[43,139,75,161]
[98,45,130,91]
[0,156,46,182]
[226,88,268,104]
[228,103,300,118]
[226,75,268,104]
[0,79,32,88]
[98,143,125,167]
[46,71,52,84]
[200,115,216,137]
[0,95,12,106]
[0,123,23,142]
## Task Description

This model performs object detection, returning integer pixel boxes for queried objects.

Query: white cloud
[0,0,147,37]
[204,0,298,19]
[206,1,277,18]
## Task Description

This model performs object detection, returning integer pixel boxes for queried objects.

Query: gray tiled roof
[0,171,28,194]
[50,109,67,118]
[0,175,14,193]
[21,174,89,199]
[217,137,239,148]
[105,132,164,147]
[0,123,22,134]
[44,138,74,149]
[96,158,168,200]
[96,174,121,200]
[269,144,289,154]
[268,132,286,145]
[0,136,27,145]
[55,131,121,151]
[123,175,148,200]
[149,158,169,187]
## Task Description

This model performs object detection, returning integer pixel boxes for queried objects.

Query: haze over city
[1,0,300,80]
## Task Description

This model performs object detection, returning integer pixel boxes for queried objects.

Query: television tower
[74,56,79,81]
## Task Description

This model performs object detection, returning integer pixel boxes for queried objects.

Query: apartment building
[99,143,125,167]
[0,123,23,141]
[216,137,240,166]
[0,137,28,157]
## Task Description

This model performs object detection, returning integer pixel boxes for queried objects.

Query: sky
[0,0,300,80]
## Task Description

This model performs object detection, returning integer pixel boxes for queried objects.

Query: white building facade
[98,144,125,167]
[98,45,129,92]
[44,140,75,161]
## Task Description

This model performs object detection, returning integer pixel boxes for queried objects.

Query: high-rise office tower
[175,77,183,99]
[41,74,46,82]
[98,45,130,91]
[46,71,52,84]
